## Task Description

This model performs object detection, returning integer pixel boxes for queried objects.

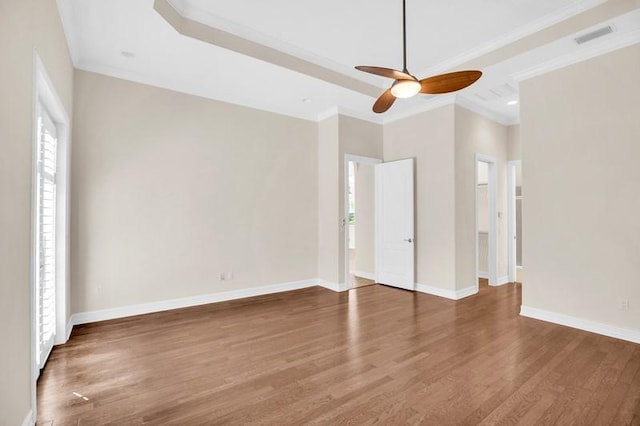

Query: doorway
[475,155,498,288]
[508,161,523,284]
[344,155,381,289]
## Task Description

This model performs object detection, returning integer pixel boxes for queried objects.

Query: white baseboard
[520,305,640,344]
[416,283,478,300]
[21,409,34,426]
[54,318,74,345]
[456,285,479,299]
[492,275,511,286]
[317,279,348,292]
[71,279,322,326]
[65,318,74,341]
[352,271,375,281]
[479,274,510,286]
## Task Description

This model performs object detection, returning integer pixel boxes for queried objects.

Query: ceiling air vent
[574,26,614,45]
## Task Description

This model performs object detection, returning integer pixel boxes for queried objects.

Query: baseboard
[493,276,511,286]
[21,409,34,426]
[71,279,322,326]
[317,279,348,292]
[53,317,74,346]
[416,283,478,300]
[480,274,510,286]
[520,305,640,344]
[66,317,73,341]
[352,271,375,281]
[456,285,479,299]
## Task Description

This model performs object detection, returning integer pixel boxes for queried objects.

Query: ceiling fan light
[390,80,421,98]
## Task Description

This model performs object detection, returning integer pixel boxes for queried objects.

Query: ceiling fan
[355,0,482,113]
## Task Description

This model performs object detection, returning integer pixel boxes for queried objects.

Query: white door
[36,106,58,368]
[375,159,415,290]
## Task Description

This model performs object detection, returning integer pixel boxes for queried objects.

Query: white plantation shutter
[36,107,58,367]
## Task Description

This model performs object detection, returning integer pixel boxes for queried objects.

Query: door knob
[404,238,413,243]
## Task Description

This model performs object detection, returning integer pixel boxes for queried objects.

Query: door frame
[31,53,71,420]
[343,154,382,289]
[507,160,521,283]
[475,154,498,288]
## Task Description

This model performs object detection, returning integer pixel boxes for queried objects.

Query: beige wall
[317,115,383,286]
[521,44,640,331]
[354,163,375,275]
[384,106,457,291]
[71,71,318,313]
[317,116,340,283]
[337,116,383,283]
[507,125,521,161]
[477,184,489,232]
[0,0,74,423]
[454,106,509,289]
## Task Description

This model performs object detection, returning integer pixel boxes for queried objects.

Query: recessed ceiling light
[302,98,312,103]
[121,51,136,59]
[507,100,519,106]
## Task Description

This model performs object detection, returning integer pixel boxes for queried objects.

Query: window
[35,104,58,367]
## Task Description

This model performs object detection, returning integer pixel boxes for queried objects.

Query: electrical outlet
[219,272,225,281]
[619,299,629,311]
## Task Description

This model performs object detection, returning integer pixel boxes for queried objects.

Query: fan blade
[373,90,396,113]
[356,66,414,81]
[419,70,482,94]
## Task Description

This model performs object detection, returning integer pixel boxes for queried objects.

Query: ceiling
[59,0,640,124]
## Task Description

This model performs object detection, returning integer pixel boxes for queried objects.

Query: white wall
[72,71,318,313]
[0,0,74,423]
[521,44,640,332]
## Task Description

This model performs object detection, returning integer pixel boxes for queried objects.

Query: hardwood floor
[38,283,640,425]
[351,274,375,288]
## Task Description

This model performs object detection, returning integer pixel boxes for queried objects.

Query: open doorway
[475,155,497,289]
[345,155,381,289]
[508,161,523,284]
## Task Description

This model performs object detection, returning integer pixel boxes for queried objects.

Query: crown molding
[338,107,384,125]
[78,60,518,128]
[75,61,322,123]
[317,107,340,122]
[316,106,385,125]
[513,28,640,82]
[56,0,81,65]
[455,96,519,126]
[382,95,456,124]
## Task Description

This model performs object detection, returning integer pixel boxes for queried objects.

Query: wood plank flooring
[38,282,640,425]
[351,274,375,288]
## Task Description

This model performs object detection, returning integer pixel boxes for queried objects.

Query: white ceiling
[179,0,586,75]
[59,0,640,124]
